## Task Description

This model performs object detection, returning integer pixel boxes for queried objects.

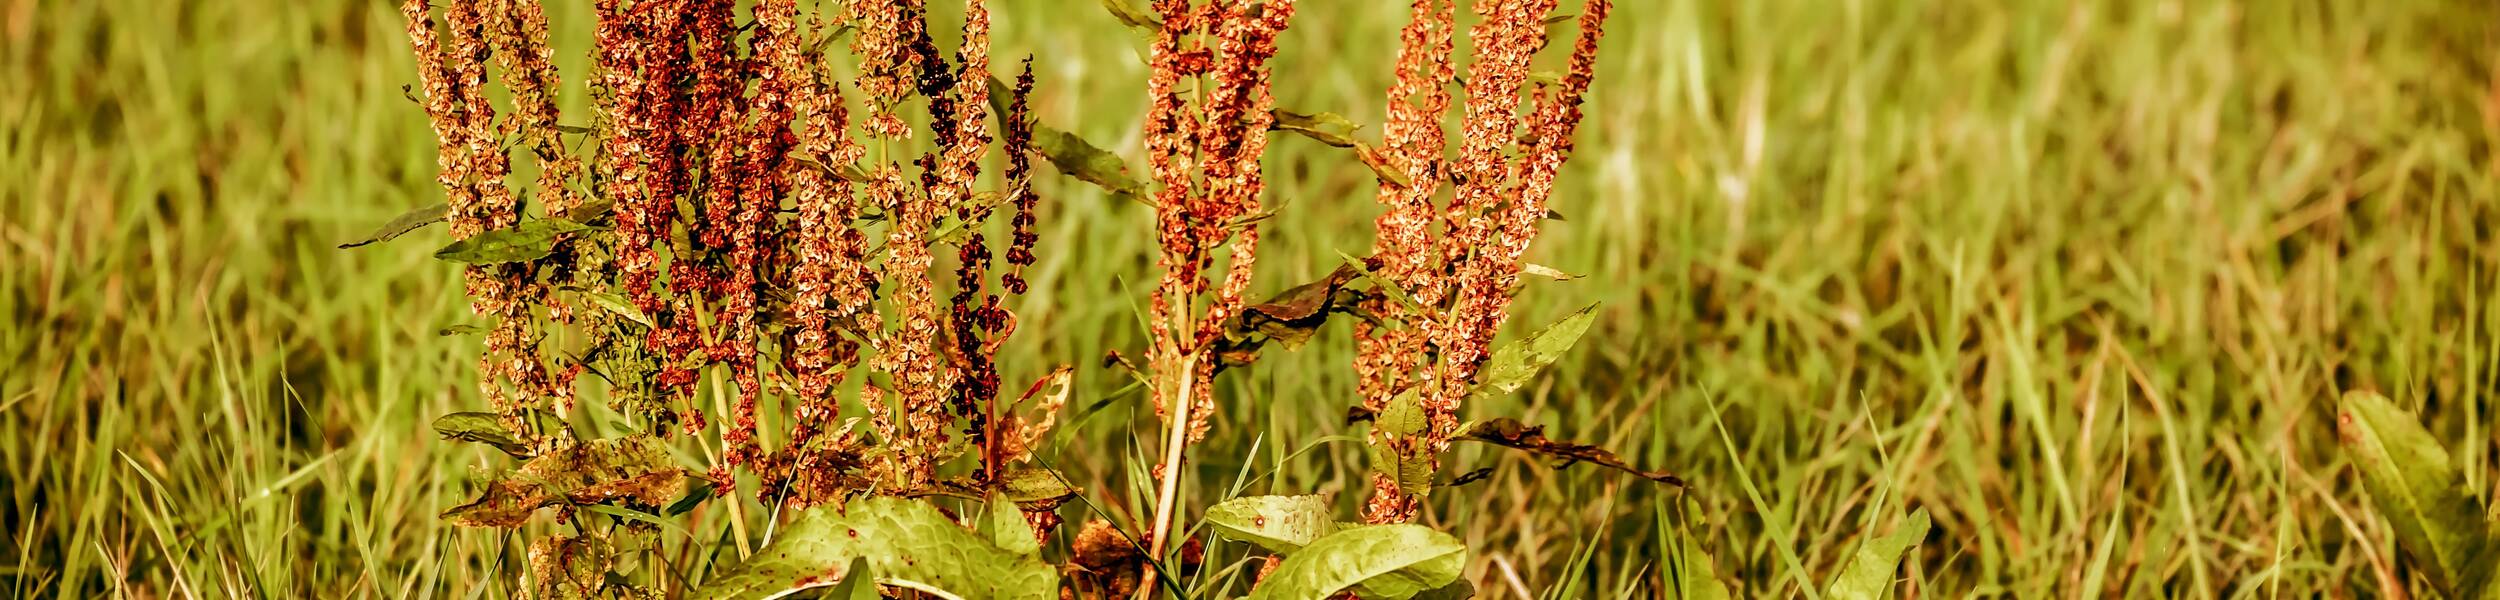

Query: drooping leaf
[1100,0,1160,31]
[1823,509,1930,600]
[1244,525,1466,600]
[666,478,717,516]
[1455,418,1682,486]
[1215,265,1378,367]
[338,203,449,249]
[1366,437,1437,498]
[432,412,532,458]
[986,494,1041,556]
[1033,126,1146,199]
[691,496,1059,600]
[1519,263,1582,281]
[1271,110,1360,148]
[1377,390,1427,437]
[1472,304,1599,399]
[2338,391,2499,597]
[570,288,651,328]
[1205,495,1340,554]
[433,219,593,264]
[441,479,549,528]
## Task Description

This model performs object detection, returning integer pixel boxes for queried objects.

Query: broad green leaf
[1472,304,1598,399]
[338,203,448,248]
[1368,441,1437,498]
[433,219,592,264]
[692,496,1058,600]
[1205,495,1340,554]
[1033,127,1146,198]
[1245,525,1466,600]
[2338,391,2498,597]
[432,412,532,458]
[986,494,1040,556]
[823,558,879,600]
[1823,509,1929,600]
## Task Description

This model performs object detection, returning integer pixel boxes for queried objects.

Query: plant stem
[1139,353,1199,599]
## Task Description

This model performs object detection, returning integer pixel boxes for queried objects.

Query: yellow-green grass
[6,0,2497,597]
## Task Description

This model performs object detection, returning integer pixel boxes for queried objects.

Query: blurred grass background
[7,0,2500,597]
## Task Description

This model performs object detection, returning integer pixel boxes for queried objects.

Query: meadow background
[7,0,2499,597]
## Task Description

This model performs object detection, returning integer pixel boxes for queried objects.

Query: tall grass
[6,0,2497,597]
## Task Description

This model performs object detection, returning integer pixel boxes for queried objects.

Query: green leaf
[1205,495,1341,554]
[571,288,651,328]
[692,496,1058,600]
[1099,0,1160,31]
[432,412,532,458]
[1368,390,1437,497]
[1244,525,1466,600]
[998,467,1079,503]
[1824,508,1929,600]
[1271,110,1360,148]
[1472,304,1599,399]
[437,324,488,337]
[1032,127,1146,199]
[338,203,449,249]
[2338,391,2499,597]
[433,219,592,264]
[1667,538,1732,600]
[1365,442,1437,498]
[823,558,879,600]
[1376,390,1426,437]
[986,494,1040,556]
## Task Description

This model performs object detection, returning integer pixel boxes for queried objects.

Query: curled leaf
[433,219,593,264]
[338,203,449,249]
[1456,418,1683,486]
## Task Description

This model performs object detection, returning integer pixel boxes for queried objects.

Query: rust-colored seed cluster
[1360,0,1615,523]
[408,0,1053,507]
[406,0,560,436]
[1142,0,1299,443]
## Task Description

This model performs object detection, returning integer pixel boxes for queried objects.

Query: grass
[6,0,2498,597]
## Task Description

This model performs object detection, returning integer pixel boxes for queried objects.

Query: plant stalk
[1139,353,1199,599]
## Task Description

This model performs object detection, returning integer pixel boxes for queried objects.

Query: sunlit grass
[6,0,2497,597]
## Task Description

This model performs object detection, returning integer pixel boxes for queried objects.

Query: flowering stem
[1140,352,1199,599]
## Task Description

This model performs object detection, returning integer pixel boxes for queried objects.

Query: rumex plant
[366,0,1664,596]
